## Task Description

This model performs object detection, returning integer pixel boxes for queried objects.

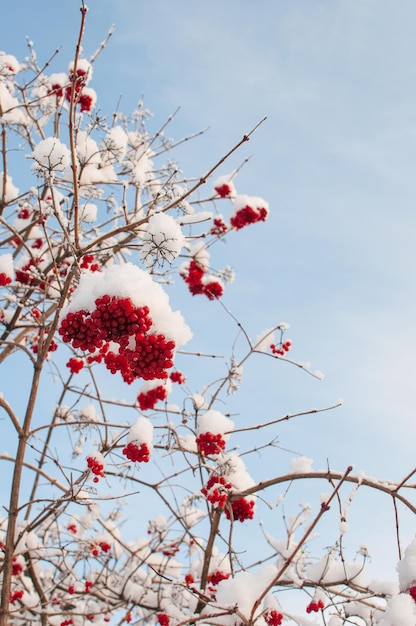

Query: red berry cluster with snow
[47,59,96,113]
[202,452,256,522]
[196,410,234,456]
[59,264,191,384]
[86,452,105,483]
[181,260,224,300]
[122,417,153,463]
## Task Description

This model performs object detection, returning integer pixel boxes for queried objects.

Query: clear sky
[2,0,416,583]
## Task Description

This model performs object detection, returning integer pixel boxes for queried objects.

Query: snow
[232,193,269,214]
[80,202,98,222]
[31,137,71,173]
[196,410,234,437]
[289,456,314,474]
[377,593,416,625]
[0,174,19,202]
[140,212,186,267]
[255,328,275,351]
[398,537,416,591]
[0,51,20,76]
[0,254,13,278]
[214,565,278,622]
[128,416,153,446]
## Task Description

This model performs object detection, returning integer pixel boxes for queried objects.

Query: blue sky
[2,0,416,583]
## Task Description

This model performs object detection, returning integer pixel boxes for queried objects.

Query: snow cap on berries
[69,58,93,82]
[0,254,13,286]
[128,416,153,448]
[196,410,234,437]
[60,263,192,347]
[213,174,236,199]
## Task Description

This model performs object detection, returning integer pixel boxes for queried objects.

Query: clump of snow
[80,202,98,223]
[101,126,128,164]
[76,403,100,423]
[0,254,13,279]
[0,52,20,76]
[398,537,416,591]
[197,410,234,437]
[191,394,207,411]
[214,565,277,623]
[0,174,19,202]
[31,138,71,174]
[289,457,314,474]
[128,417,153,447]
[216,452,255,491]
[140,212,185,267]
[377,593,416,625]
[254,328,275,351]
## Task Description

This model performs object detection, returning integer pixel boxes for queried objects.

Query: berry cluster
[225,497,255,523]
[29,331,58,356]
[60,620,74,626]
[59,296,176,383]
[207,570,230,586]
[170,370,186,384]
[264,610,283,626]
[12,558,23,576]
[0,273,11,287]
[181,260,223,300]
[122,442,151,463]
[270,340,292,356]
[409,585,416,603]
[90,541,111,557]
[201,475,232,507]
[230,203,268,230]
[157,614,170,626]
[61,65,96,113]
[67,523,77,534]
[105,333,175,383]
[10,590,23,605]
[137,384,167,410]
[66,357,84,374]
[15,258,43,287]
[306,599,324,613]
[196,431,226,456]
[214,183,233,198]
[80,255,100,272]
[210,217,228,236]
[86,456,105,483]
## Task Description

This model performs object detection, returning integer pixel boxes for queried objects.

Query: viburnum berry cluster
[196,410,234,456]
[59,264,191,386]
[201,475,232,507]
[86,454,105,483]
[122,441,151,463]
[264,610,284,626]
[180,260,224,300]
[122,417,153,463]
[270,339,292,356]
[225,496,256,522]
[306,598,325,613]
